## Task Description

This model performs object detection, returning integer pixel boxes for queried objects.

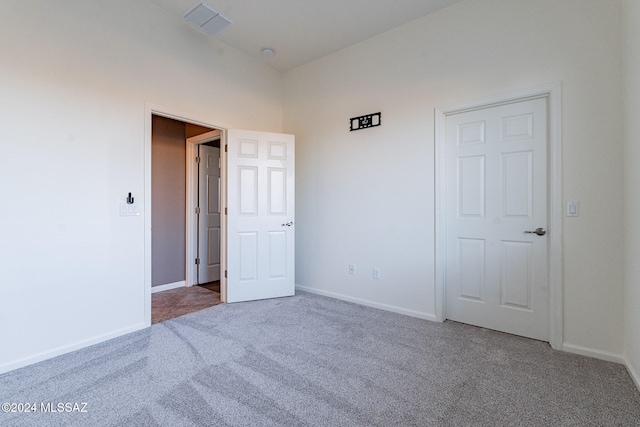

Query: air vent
[184,2,232,36]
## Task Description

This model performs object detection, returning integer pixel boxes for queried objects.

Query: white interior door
[198,144,221,283]
[445,97,549,341]
[226,129,295,303]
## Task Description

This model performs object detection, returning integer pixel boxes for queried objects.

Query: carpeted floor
[1,292,639,426]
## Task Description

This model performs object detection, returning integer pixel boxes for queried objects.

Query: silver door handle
[524,227,546,236]
[281,221,293,227]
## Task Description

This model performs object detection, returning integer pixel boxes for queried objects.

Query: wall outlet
[373,267,381,279]
[566,201,579,217]
[349,264,356,275]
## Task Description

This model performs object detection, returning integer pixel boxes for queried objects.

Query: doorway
[150,117,222,289]
[149,115,223,323]
[197,141,221,285]
[434,84,563,349]
[146,107,228,325]
[185,129,224,298]
[144,103,297,326]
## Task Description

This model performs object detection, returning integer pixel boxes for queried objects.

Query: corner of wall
[622,0,640,393]
[625,356,640,392]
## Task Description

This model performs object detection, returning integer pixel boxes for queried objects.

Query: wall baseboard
[624,357,640,393]
[562,343,625,364]
[0,323,147,375]
[295,285,639,392]
[151,280,185,293]
[295,286,640,394]
[295,285,438,322]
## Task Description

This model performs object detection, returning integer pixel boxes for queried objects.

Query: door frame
[186,130,224,299]
[144,103,229,325]
[434,83,563,350]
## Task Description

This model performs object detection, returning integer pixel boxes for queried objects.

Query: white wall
[0,0,631,374]
[0,0,282,373]
[623,0,640,387]
[284,0,625,356]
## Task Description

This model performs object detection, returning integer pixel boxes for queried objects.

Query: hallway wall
[151,115,186,287]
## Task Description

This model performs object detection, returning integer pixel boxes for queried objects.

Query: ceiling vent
[184,2,232,36]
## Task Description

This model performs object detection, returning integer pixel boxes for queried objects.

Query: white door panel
[198,145,221,283]
[227,130,295,303]
[445,97,549,341]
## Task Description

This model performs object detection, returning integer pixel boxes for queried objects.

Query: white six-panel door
[226,130,295,303]
[198,145,221,283]
[445,97,549,341]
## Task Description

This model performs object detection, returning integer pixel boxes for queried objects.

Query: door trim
[144,103,230,325]
[186,130,222,291]
[434,83,563,349]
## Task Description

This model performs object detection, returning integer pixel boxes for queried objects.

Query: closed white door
[226,130,295,303]
[445,97,549,341]
[198,145,221,283]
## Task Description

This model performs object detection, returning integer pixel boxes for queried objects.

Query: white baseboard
[562,343,626,364]
[0,323,147,375]
[295,285,438,322]
[624,357,640,393]
[151,280,185,293]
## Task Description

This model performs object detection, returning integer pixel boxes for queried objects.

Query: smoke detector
[262,47,275,57]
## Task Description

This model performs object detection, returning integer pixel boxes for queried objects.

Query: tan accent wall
[152,115,186,287]
[186,123,215,138]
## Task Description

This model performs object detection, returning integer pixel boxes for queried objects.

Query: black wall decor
[350,112,381,131]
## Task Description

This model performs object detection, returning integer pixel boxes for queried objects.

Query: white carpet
[1,292,639,426]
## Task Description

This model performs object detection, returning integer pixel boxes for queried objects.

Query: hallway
[151,282,221,323]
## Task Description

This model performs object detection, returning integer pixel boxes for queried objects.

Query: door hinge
[225,207,227,215]
[195,156,201,164]
[224,144,228,153]
[225,270,227,278]
[195,258,200,265]
[195,206,201,215]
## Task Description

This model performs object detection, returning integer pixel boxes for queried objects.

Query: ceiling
[146,0,463,72]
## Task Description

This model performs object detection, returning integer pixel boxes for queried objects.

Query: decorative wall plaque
[350,112,381,131]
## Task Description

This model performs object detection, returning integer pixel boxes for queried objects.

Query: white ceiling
[146,0,463,72]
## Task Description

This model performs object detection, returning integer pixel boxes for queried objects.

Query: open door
[226,129,295,303]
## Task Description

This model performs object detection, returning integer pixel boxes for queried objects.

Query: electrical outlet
[373,268,381,279]
[566,201,579,217]
[349,264,356,275]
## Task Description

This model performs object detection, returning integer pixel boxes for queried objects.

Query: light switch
[566,201,579,217]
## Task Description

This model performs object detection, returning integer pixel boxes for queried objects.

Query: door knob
[524,227,546,236]
[281,221,293,227]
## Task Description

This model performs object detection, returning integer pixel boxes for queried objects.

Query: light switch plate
[566,201,579,217]
[120,202,141,216]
